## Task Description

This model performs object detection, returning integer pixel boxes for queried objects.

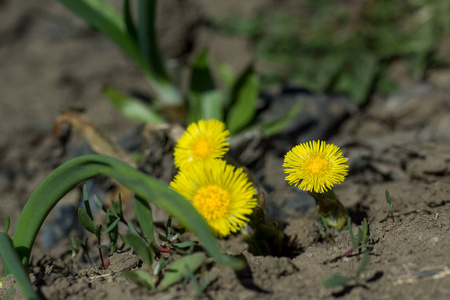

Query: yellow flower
[170,159,257,237]
[283,140,348,193]
[174,119,230,169]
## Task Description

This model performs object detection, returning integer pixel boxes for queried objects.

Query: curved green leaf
[103,87,165,124]
[157,252,205,291]
[10,155,244,270]
[0,233,39,300]
[77,208,97,235]
[135,197,156,245]
[226,66,259,134]
[121,233,154,268]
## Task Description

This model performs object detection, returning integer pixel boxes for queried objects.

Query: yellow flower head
[283,140,348,193]
[174,119,230,169]
[170,159,257,237]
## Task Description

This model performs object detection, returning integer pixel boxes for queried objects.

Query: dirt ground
[1,1,450,299]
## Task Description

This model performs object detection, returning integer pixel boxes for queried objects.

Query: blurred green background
[212,0,450,104]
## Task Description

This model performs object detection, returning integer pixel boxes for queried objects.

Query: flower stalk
[308,190,349,232]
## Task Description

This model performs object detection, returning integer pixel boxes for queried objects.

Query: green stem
[308,190,349,232]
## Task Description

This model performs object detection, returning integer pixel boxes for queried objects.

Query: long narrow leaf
[121,233,154,268]
[123,0,138,44]
[157,252,205,291]
[78,208,98,235]
[188,50,223,122]
[260,100,304,136]
[137,0,167,81]
[100,217,120,237]
[226,66,259,134]
[103,87,165,124]
[10,155,244,270]
[0,233,39,300]
[134,197,156,245]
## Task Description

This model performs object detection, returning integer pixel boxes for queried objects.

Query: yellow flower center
[191,137,212,160]
[193,185,230,221]
[306,154,330,175]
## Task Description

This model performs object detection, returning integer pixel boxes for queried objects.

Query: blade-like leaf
[200,91,225,121]
[9,155,245,270]
[93,195,107,213]
[0,233,39,300]
[123,270,155,289]
[103,87,165,124]
[123,0,138,44]
[4,215,10,234]
[347,217,356,248]
[216,63,236,92]
[173,241,198,248]
[226,66,259,134]
[137,0,167,81]
[260,100,303,136]
[188,51,224,122]
[100,217,120,237]
[322,274,351,287]
[157,252,205,291]
[189,50,215,93]
[82,184,93,220]
[356,251,371,277]
[135,197,156,245]
[121,233,154,268]
[78,208,98,235]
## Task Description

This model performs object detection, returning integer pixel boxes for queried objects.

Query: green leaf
[188,91,225,123]
[260,100,304,136]
[226,66,259,134]
[78,208,98,235]
[385,190,393,212]
[157,252,205,291]
[123,0,138,44]
[173,241,198,248]
[93,195,107,213]
[137,0,168,81]
[188,50,225,122]
[121,233,154,268]
[100,217,120,237]
[0,233,40,300]
[110,197,120,216]
[322,274,351,287]
[103,87,165,124]
[82,185,93,220]
[347,217,356,248]
[135,197,156,245]
[165,217,172,240]
[189,50,215,93]
[123,270,155,290]
[4,215,10,234]
[216,63,236,92]
[9,155,244,270]
[127,221,140,237]
[356,251,371,277]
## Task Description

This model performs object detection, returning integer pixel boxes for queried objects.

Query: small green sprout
[69,236,91,264]
[342,217,374,258]
[78,185,123,269]
[322,251,371,288]
[385,189,395,222]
